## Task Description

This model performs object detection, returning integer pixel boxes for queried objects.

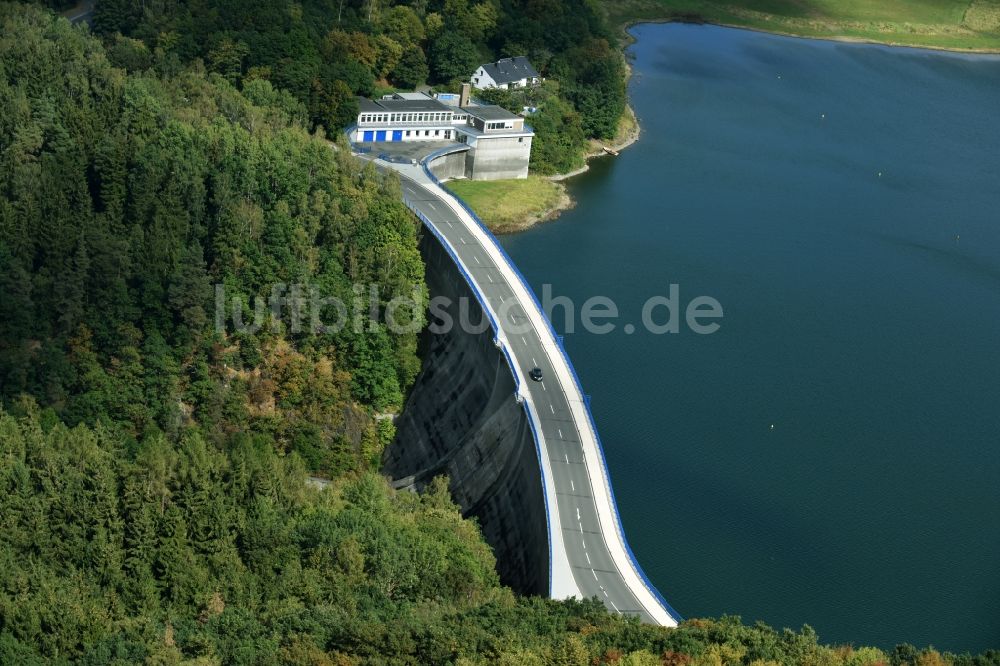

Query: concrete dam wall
[383,230,550,595]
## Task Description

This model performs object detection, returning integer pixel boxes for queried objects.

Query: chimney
[459,82,471,108]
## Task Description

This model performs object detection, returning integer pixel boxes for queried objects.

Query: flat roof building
[348,93,534,180]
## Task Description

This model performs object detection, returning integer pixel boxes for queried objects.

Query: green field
[599,0,1000,51]
[445,177,571,233]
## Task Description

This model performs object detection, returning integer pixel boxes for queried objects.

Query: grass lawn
[599,0,1000,51]
[445,177,570,233]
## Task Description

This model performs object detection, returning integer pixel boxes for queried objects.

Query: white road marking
[474,255,481,265]
[427,202,438,211]
[592,569,599,580]
[521,336,527,345]
[532,357,537,366]
[585,552,591,565]
[558,428,563,439]
[576,507,581,519]
[564,454,569,464]
[542,383,546,391]
[570,479,575,491]
[550,404,555,414]
[582,539,586,550]
[610,600,620,612]
[487,274,493,283]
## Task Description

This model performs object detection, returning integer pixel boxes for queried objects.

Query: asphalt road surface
[395,167,672,624]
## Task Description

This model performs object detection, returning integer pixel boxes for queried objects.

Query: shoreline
[488,184,575,235]
[495,11,1000,234]
[502,65,643,231]
[483,104,641,234]
[492,111,638,233]
[548,103,642,183]
[613,15,1000,56]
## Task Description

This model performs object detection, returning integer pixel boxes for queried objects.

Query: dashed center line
[404,174,647,620]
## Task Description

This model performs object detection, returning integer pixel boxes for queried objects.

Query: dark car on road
[529,367,543,382]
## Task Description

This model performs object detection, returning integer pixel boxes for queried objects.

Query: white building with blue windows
[349,91,534,180]
[352,93,467,143]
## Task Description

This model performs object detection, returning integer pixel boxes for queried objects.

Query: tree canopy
[82,0,628,166]
[2,4,998,664]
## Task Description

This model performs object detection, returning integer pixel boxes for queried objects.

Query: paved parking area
[353,140,466,163]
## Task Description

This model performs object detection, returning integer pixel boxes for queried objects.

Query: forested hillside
[1,3,999,664]
[81,0,625,174]
[1,2,424,476]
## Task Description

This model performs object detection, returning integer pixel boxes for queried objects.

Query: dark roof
[462,105,521,122]
[478,56,540,85]
[357,97,383,113]
[357,96,452,114]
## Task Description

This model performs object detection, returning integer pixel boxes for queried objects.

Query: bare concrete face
[383,232,550,595]
[468,136,533,180]
[428,152,467,181]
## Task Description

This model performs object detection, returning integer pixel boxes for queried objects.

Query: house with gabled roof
[471,56,541,90]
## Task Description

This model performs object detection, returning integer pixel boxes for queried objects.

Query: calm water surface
[499,23,1000,651]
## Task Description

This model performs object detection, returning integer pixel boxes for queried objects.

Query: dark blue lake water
[500,23,1000,652]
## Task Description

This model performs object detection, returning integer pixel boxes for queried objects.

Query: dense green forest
[6,406,996,665]
[1,3,999,664]
[76,0,625,174]
[1,1,425,476]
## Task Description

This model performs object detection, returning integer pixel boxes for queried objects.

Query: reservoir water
[499,23,1000,651]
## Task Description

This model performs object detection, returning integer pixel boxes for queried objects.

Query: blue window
[362,130,374,142]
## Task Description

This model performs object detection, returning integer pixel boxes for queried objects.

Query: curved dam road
[370,155,681,627]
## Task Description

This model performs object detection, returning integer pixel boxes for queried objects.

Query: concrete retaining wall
[383,231,549,595]
[468,136,532,180]
[428,151,468,181]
